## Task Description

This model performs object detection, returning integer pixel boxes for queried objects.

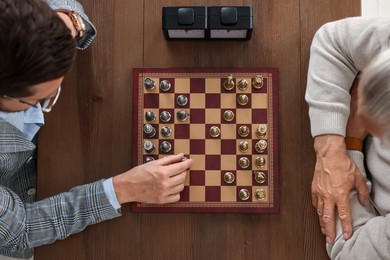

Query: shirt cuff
[103,178,121,210]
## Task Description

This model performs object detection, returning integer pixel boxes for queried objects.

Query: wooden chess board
[132,68,279,213]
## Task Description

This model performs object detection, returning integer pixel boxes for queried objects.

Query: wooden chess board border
[132,67,279,213]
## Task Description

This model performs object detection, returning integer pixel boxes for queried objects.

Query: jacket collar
[0,118,36,153]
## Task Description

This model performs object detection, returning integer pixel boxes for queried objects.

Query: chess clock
[162,6,253,40]
[208,6,253,40]
[162,6,207,39]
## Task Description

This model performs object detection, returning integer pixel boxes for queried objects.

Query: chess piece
[252,75,264,89]
[224,172,235,184]
[160,111,171,123]
[144,156,155,163]
[209,126,221,138]
[237,79,248,91]
[145,111,156,122]
[255,156,266,167]
[160,141,172,153]
[143,140,155,154]
[143,124,156,138]
[160,126,172,137]
[238,125,249,137]
[160,80,171,91]
[237,94,249,106]
[144,77,155,91]
[255,189,266,200]
[239,141,249,153]
[239,189,250,201]
[223,110,234,122]
[181,157,188,162]
[255,140,267,153]
[177,110,189,122]
[239,157,250,169]
[223,74,235,90]
[176,95,188,106]
[254,171,266,184]
[256,124,267,137]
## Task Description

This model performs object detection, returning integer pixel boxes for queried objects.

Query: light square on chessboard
[159,94,175,109]
[189,93,205,108]
[189,155,205,170]
[205,78,222,93]
[220,186,236,202]
[189,186,205,202]
[220,124,236,139]
[253,155,269,170]
[220,93,237,109]
[142,140,159,155]
[142,77,159,93]
[236,170,253,186]
[236,140,252,155]
[174,78,190,93]
[205,170,221,186]
[190,124,206,139]
[252,186,269,203]
[205,109,221,124]
[235,78,252,94]
[251,93,268,108]
[143,109,159,124]
[174,139,190,154]
[205,139,221,154]
[236,109,252,124]
[220,155,237,170]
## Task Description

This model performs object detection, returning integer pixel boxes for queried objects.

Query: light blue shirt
[0,105,121,210]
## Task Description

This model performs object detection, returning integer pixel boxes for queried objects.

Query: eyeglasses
[2,86,61,113]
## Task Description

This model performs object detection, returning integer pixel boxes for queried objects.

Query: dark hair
[0,0,76,97]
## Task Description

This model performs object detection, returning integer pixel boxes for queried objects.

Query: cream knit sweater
[306,17,390,259]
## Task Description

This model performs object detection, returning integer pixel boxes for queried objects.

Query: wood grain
[36,0,360,259]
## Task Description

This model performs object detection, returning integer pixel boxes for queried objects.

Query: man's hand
[112,153,193,205]
[312,135,369,244]
[56,12,78,38]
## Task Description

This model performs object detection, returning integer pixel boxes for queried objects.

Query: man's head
[358,48,390,144]
[0,0,75,107]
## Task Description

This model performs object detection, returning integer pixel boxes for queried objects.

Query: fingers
[336,198,352,240]
[157,153,185,166]
[323,200,336,244]
[164,158,193,177]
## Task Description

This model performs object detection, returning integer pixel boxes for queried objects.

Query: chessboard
[132,68,279,213]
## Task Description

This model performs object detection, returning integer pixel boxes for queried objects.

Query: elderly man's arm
[305,16,390,243]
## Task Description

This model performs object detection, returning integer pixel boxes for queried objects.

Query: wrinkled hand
[113,153,193,204]
[312,135,369,243]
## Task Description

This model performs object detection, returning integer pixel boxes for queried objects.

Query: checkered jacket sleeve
[45,0,97,50]
[0,180,121,253]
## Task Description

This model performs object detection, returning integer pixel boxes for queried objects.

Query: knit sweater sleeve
[305,17,389,137]
[327,150,390,259]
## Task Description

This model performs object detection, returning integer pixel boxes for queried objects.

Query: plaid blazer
[0,1,121,258]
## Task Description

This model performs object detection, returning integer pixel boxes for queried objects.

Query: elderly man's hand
[312,135,369,244]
